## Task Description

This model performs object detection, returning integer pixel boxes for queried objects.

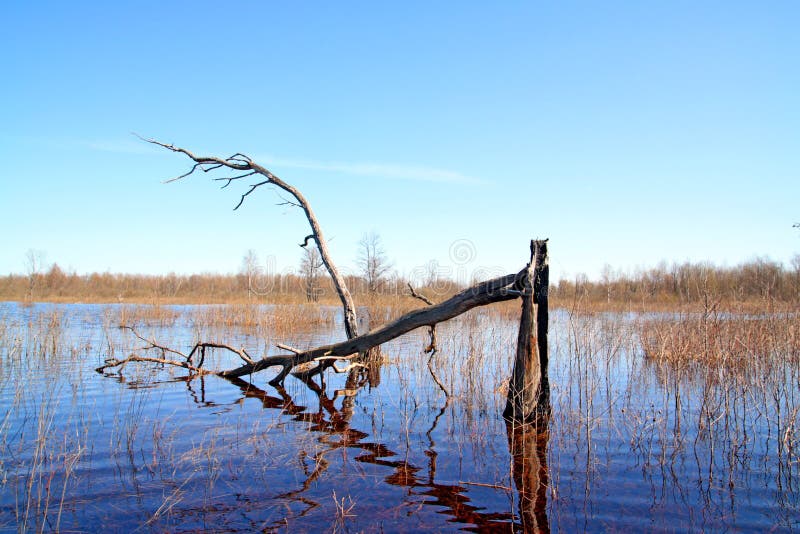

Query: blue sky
[1,1,798,282]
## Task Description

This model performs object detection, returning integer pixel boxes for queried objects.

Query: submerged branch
[96,354,210,375]
[96,326,254,374]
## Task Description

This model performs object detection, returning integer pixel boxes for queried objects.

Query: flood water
[0,302,798,532]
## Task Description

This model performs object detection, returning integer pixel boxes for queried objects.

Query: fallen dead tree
[97,243,550,424]
[98,139,550,422]
[97,268,526,385]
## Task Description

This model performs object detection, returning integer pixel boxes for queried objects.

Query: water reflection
[506,417,550,533]
[105,336,554,530]
[180,361,548,532]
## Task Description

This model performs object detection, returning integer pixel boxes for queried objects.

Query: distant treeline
[1,258,798,306]
[0,263,463,304]
[550,258,799,306]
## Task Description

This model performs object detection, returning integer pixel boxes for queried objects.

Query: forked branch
[97,326,254,374]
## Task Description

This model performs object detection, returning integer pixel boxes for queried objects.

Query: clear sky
[1,1,798,283]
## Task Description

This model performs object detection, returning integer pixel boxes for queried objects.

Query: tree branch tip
[314,354,357,362]
[276,343,302,355]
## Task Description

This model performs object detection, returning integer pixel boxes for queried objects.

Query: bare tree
[357,232,393,294]
[600,263,615,304]
[44,263,68,296]
[24,249,46,302]
[139,137,360,339]
[425,259,442,287]
[240,249,263,300]
[300,246,324,302]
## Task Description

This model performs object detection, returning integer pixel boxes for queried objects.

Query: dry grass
[639,308,800,369]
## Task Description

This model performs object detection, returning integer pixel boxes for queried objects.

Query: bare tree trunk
[504,240,549,423]
[141,138,360,339]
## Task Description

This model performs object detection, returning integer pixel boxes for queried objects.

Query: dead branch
[407,283,437,352]
[276,342,303,355]
[96,325,255,373]
[326,361,367,374]
[96,354,211,375]
[140,136,360,340]
[407,283,448,394]
[426,349,451,398]
[119,325,189,361]
[407,282,435,306]
[424,326,437,354]
[188,342,255,366]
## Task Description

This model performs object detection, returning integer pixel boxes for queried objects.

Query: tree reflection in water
[177,358,553,533]
[506,416,550,533]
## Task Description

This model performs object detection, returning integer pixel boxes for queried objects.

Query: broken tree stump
[504,239,550,423]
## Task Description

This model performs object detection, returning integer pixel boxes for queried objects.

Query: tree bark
[504,240,549,423]
[534,240,549,405]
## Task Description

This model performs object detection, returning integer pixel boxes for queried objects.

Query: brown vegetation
[553,257,800,310]
[3,257,797,310]
[0,264,464,306]
[640,308,800,370]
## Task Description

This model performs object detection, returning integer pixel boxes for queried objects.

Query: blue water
[0,302,798,532]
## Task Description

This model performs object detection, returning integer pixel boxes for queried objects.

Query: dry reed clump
[189,304,337,336]
[639,311,800,370]
[268,305,337,334]
[360,299,424,327]
[108,304,180,328]
[24,311,65,361]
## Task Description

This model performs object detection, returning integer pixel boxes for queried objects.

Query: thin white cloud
[259,154,486,185]
[82,138,485,185]
[83,139,163,155]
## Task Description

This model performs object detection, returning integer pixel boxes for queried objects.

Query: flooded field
[1,302,798,532]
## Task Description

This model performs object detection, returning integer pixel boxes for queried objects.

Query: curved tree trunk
[248,162,359,339]
[141,138,360,339]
